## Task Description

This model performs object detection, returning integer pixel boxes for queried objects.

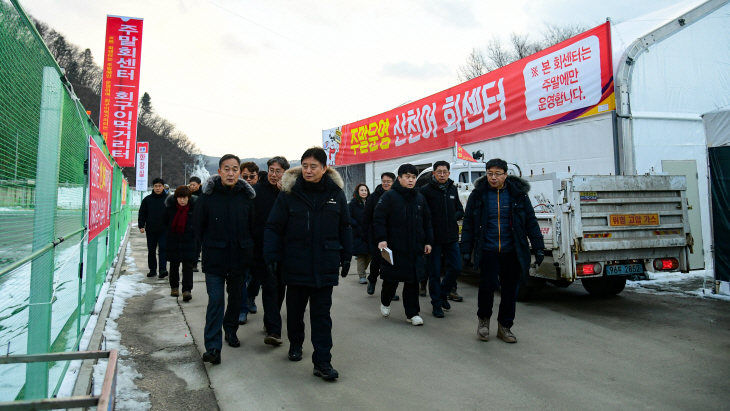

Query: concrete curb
[69,224,131,408]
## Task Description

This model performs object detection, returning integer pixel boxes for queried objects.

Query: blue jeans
[427,242,462,308]
[239,268,250,316]
[204,273,243,351]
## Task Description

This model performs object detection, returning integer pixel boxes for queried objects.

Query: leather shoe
[288,345,303,361]
[225,333,240,348]
[441,299,451,310]
[367,281,375,295]
[392,294,400,301]
[202,349,221,364]
[264,334,283,346]
[432,308,445,318]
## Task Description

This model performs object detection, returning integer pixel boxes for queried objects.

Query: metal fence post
[26,66,64,399]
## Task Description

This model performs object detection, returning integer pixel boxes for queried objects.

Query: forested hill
[32,17,204,189]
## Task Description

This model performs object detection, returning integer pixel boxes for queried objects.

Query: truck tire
[581,277,627,297]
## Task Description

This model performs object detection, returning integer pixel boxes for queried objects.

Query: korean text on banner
[324,22,614,166]
[135,141,149,191]
[99,15,144,168]
[89,137,113,242]
[455,142,477,162]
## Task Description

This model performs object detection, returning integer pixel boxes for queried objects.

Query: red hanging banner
[88,137,113,242]
[324,22,614,166]
[99,15,144,168]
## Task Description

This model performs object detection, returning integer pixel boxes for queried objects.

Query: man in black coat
[419,161,465,318]
[251,156,290,345]
[460,158,544,344]
[264,147,352,380]
[194,154,256,365]
[361,172,399,300]
[138,177,169,278]
[188,176,203,272]
[373,164,433,326]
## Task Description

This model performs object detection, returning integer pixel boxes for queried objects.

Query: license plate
[605,264,643,276]
[609,213,659,227]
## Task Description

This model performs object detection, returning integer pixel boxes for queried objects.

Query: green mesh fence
[0,0,133,401]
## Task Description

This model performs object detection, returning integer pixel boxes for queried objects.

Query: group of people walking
[137,148,545,381]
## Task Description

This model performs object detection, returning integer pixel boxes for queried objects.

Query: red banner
[89,137,113,242]
[99,15,144,167]
[325,22,614,166]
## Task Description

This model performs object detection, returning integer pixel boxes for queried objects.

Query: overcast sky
[22,0,689,159]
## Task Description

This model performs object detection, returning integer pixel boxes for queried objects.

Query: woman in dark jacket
[349,183,371,284]
[162,186,197,302]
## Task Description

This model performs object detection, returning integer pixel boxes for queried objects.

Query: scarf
[172,202,190,234]
[432,175,449,192]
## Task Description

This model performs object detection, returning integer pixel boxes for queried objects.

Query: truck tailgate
[571,175,690,252]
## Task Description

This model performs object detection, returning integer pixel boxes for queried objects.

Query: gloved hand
[266,262,278,279]
[462,253,471,269]
[340,261,351,278]
[534,250,544,267]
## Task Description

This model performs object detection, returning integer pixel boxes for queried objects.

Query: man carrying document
[373,164,433,326]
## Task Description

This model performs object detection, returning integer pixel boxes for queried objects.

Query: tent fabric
[703,108,730,147]
[709,146,730,281]
[610,0,707,76]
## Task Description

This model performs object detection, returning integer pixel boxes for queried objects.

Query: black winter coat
[161,195,197,263]
[138,192,167,233]
[194,175,256,276]
[460,175,545,275]
[264,167,353,288]
[361,184,385,247]
[373,181,434,283]
[252,176,280,262]
[419,177,464,244]
[348,197,369,255]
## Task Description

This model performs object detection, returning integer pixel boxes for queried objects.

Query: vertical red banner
[89,137,114,242]
[99,15,144,168]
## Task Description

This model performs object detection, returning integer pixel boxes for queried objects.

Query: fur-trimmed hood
[473,174,531,195]
[280,166,344,194]
[164,194,197,207]
[202,174,256,199]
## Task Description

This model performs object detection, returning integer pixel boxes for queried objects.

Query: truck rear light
[576,263,601,276]
[653,258,679,271]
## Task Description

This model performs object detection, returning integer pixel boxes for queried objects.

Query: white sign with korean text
[135,142,149,191]
[523,35,601,121]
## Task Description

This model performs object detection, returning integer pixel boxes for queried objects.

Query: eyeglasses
[487,172,506,177]
[268,168,284,176]
[381,180,393,185]
[434,171,449,176]
[242,174,256,180]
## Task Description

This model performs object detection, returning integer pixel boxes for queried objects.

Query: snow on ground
[90,245,153,411]
[625,270,729,302]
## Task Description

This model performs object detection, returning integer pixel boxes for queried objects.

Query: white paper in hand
[381,247,394,265]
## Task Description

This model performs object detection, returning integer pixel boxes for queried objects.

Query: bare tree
[510,32,543,60]
[485,35,515,71]
[456,48,489,82]
[541,23,589,48]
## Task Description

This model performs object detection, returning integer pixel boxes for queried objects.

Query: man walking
[237,161,260,324]
[361,172,399,301]
[419,161,464,318]
[264,147,352,380]
[195,154,256,364]
[460,158,544,343]
[373,164,433,326]
[251,157,290,345]
[138,177,169,279]
[189,176,203,272]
